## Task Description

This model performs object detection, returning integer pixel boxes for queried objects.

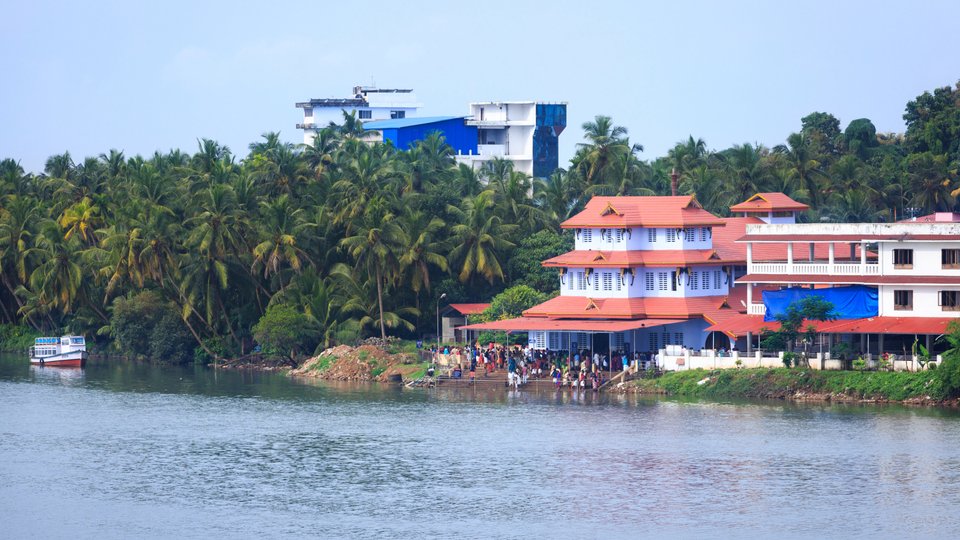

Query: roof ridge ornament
[600,202,623,216]
[585,298,600,311]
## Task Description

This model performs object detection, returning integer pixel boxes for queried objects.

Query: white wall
[878,284,960,317]
[561,265,729,299]
[880,241,960,276]
[623,227,714,251]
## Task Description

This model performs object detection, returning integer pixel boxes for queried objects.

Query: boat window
[72,337,85,344]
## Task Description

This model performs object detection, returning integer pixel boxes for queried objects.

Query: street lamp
[436,293,447,365]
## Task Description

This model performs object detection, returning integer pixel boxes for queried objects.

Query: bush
[111,291,194,363]
[252,304,317,363]
[0,324,41,351]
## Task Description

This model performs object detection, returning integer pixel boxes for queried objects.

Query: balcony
[296,122,318,130]
[748,261,880,276]
[477,144,506,156]
[747,303,767,316]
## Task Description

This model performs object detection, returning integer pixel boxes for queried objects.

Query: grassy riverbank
[632,368,949,404]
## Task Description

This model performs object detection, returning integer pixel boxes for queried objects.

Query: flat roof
[363,116,466,130]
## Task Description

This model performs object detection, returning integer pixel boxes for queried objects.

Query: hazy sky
[3,0,959,174]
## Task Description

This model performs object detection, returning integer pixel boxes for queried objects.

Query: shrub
[252,304,317,363]
[111,291,194,363]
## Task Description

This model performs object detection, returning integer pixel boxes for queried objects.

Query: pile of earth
[289,344,423,382]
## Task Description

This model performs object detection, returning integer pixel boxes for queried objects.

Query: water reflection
[1,353,960,538]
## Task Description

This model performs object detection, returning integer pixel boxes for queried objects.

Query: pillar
[787,243,793,272]
[829,243,835,274]
[746,242,753,268]
[860,241,867,271]
[809,242,815,261]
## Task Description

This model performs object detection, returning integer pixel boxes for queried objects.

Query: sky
[2,0,959,174]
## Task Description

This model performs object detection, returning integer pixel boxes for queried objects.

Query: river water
[2,354,959,539]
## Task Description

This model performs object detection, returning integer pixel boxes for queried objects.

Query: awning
[458,317,686,333]
[707,314,957,337]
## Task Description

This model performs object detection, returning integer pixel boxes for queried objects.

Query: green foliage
[636,368,945,401]
[252,304,317,362]
[0,324,40,350]
[474,284,550,323]
[507,229,573,293]
[937,320,960,397]
[761,296,836,352]
[782,351,797,368]
[852,357,867,371]
[110,291,194,363]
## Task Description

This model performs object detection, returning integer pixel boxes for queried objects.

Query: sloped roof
[447,303,491,315]
[713,217,861,262]
[522,295,735,320]
[542,249,723,268]
[706,314,956,337]
[458,317,684,332]
[729,193,810,212]
[561,196,726,228]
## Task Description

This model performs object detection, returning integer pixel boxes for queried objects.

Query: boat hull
[30,352,88,368]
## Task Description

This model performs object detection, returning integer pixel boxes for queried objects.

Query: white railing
[748,262,880,276]
[748,303,766,315]
[477,144,506,156]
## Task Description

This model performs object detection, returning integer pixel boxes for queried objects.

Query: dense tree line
[1,81,958,361]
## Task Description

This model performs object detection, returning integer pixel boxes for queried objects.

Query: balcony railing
[747,303,767,316]
[748,261,880,276]
[477,144,506,156]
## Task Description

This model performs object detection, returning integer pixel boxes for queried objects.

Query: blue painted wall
[382,118,477,155]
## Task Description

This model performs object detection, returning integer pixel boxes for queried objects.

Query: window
[390,110,405,119]
[674,333,684,346]
[612,332,625,350]
[943,249,960,269]
[303,107,313,118]
[684,228,696,242]
[701,227,709,241]
[603,229,613,242]
[567,271,574,290]
[690,271,699,290]
[548,332,561,351]
[649,333,659,352]
[582,229,592,243]
[648,228,657,243]
[893,249,913,269]
[941,291,960,311]
[601,272,613,291]
[615,272,622,291]
[615,228,623,243]
[666,228,676,242]
[593,271,599,291]
[670,271,677,291]
[645,272,655,291]
[530,331,546,349]
[894,290,913,311]
[577,271,586,290]
[658,272,668,291]
[358,110,372,119]
[714,270,721,290]
[663,332,671,346]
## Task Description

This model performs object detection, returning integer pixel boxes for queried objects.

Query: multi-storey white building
[296,86,421,145]
[462,195,747,355]
[455,101,566,178]
[460,191,957,364]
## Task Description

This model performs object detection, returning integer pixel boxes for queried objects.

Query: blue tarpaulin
[762,285,878,322]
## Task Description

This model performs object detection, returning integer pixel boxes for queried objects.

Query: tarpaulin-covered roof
[522,295,735,320]
[762,285,878,322]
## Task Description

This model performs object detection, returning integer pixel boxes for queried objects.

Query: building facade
[455,101,566,177]
[296,86,421,145]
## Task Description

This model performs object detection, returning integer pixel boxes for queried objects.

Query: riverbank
[627,368,956,406]
[290,344,429,382]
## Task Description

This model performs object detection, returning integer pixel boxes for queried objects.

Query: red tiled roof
[458,317,685,332]
[714,217,860,263]
[448,303,491,315]
[706,314,957,336]
[542,249,723,268]
[737,274,960,285]
[523,295,736,320]
[729,193,809,212]
[561,196,726,228]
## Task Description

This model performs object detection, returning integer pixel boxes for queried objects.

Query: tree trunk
[216,292,240,347]
[181,312,220,362]
[376,267,386,340]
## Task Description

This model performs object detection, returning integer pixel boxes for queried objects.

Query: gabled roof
[561,196,726,228]
[542,249,724,268]
[729,193,809,213]
[706,314,956,337]
[447,303,491,315]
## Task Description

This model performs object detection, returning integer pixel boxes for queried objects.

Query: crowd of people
[433,343,659,390]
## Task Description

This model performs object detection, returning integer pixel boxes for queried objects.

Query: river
[2,354,959,539]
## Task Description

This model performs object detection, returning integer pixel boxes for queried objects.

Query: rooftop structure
[296,85,421,145]
[364,116,477,155]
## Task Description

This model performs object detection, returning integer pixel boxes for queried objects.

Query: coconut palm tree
[447,190,517,285]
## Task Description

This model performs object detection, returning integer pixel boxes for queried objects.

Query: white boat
[29,336,88,367]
